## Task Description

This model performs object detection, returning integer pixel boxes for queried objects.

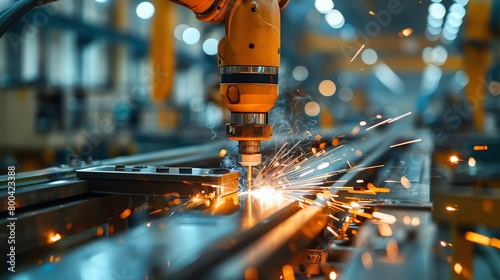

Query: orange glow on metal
[490,238,500,249]
[49,233,61,243]
[282,264,295,280]
[465,231,490,246]
[149,209,162,215]
[449,155,459,164]
[454,263,463,275]
[473,145,488,151]
[401,27,413,37]
[361,252,373,269]
[329,271,338,280]
[120,209,132,219]
[96,227,104,237]
[378,223,393,237]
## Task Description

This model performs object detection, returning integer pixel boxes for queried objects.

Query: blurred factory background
[0,0,499,279]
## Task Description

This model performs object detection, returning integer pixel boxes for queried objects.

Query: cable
[0,0,58,38]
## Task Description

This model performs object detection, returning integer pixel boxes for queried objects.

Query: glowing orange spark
[349,209,373,219]
[369,10,375,15]
[350,44,365,63]
[282,264,295,280]
[378,223,393,237]
[120,208,132,219]
[149,209,162,215]
[327,226,339,237]
[386,239,399,260]
[390,139,422,148]
[490,238,500,249]
[465,231,490,246]
[366,118,391,131]
[400,176,411,189]
[473,145,488,151]
[449,155,459,164]
[454,263,463,275]
[49,233,61,243]
[219,149,227,157]
[96,227,104,237]
[400,27,413,37]
[446,206,458,212]
[329,271,338,280]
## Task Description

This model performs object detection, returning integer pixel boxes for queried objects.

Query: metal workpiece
[76,166,239,197]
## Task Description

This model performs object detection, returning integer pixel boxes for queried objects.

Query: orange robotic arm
[172,0,288,187]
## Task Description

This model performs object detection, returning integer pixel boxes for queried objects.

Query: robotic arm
[172,0,288,188]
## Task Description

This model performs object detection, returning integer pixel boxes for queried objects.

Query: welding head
[226,113,272,166]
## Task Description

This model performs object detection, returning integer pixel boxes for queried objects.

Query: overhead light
[428,3,446,19]
[136,2,155,20]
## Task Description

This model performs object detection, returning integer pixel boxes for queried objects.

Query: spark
[473,145,488,151]
[368,10,375,15]
[372,211,397,224]
[400,27,413,37]
[327,226,339,237]
[348,209,373,219]
[329,271,338,280]
[49,233,61,243]
[366,118,391,131]
[386,239,399,260]
[454,263,463,275]
[446,206,458,212]
[388,112,412,123]
[350,44,365,63]
[449,155,459,164]
[390,138,422,148]
[120,208,132,219]
[440,241,453,247]
[468,157,476,167]
[400,176,411,189]
[378,223,393,237]
[329,214,340,221]
[465,231,491,247]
